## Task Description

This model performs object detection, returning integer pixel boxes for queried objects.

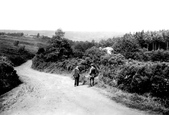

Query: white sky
[0,0,169,32]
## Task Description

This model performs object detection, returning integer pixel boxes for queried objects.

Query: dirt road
[0,61,149,115]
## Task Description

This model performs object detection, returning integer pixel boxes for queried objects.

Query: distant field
[0,35,48,66]
[0,35,47,53]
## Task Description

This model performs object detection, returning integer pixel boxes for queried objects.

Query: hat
[91,63,95,66]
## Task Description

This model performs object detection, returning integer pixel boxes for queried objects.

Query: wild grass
[0,35,45,54]
[97,81,169,115]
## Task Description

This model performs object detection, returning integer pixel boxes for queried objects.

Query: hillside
[0,33,50,96]
[0,30,123,41]
[0,34,49,66]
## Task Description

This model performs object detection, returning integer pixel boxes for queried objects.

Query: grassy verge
[96,81,169,115]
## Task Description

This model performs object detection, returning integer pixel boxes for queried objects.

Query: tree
[143,31,152,51]
[163,30,169,50]
[37,33,40,38]
[54,29,65,38]
[44,30,73,62]
[113,35,140,59]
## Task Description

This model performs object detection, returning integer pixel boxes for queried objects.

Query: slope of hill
[0,33,49,96]
[0,34,49,66]
[0,30,123,41]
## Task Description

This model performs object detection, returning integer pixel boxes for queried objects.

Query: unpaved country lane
[0,61,149,115]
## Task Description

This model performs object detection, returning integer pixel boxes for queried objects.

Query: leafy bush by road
[117,60,169,99]
[0,59,21,95]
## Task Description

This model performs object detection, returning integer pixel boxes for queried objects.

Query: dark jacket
[73,66,80,78]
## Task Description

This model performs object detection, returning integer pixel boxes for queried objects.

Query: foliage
[0,46,34,66]
[32,57,79,73]
[84,46,106,64]
[54,29,65,38]
[117,60,169,99]
[32,30,74,71]
[99,53,126,86]
[44,36,73,62]
[0,56,13,66]
[144,50,169,62]
[0,32,24,37]
[13,40,19,46]
[113,34,140,59]
[99,38,117,47]
[0,60,21,95]
[72,41,96,55]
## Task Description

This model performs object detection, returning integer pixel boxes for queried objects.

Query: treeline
[98,30,169,50]
[69,30,169,62]
[0,32,24,37]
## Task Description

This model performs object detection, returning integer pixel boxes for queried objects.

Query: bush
[99,53,126,86]
[115,49,169,62]
[32,35,76,72]
[117,61,169,99]
[18,46,25,53]
[13,40,19,46]
[144,50,169,62]
[73,49,84,58]
[84,46,106,64]
[0,60,21,95]
[44,36,73,62]
[0,56,13,66]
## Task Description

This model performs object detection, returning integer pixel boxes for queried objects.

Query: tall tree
[37,33,40,38]
[54,29,65,38]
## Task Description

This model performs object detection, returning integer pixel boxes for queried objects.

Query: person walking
[73,65,80,87]
[89,63,98,86]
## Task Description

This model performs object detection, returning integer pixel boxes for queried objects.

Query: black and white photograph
[0,0,169,115]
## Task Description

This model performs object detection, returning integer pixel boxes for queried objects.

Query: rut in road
[0,61,149,115]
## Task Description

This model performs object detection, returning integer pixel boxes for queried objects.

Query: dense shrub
[113,34,140,59]
[8,48,34,66]
[129,49,169,62]
[72,49,84,58]
[144,50,169,62]
[44,36,73,62]
[0,60,21,95]
[114,48,169,62]
[72,41,96,53]
[32,35,74,72]
[32,57,80,73]
[99,53,126,86]
[84,46,106,64]
[0,56,12,66]
[0,49,34,67]
[13,40,19,46]
[117,60,169,99]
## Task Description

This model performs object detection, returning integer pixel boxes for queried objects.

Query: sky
[0,0,169,33]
